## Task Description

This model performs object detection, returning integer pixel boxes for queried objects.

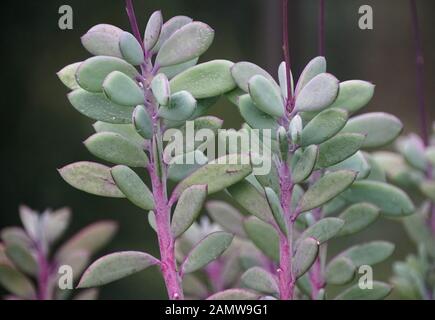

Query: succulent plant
[0,205,116,300]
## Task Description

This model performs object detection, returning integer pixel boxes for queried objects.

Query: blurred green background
[1,0,434,299]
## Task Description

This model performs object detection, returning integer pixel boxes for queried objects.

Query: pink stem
[282,0,293,113]
[36,244,50,300]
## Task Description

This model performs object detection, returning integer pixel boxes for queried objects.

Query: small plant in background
[57,0,246,299]
[0,206,116,300]
[379,0,435,300]
[219,0,414,300]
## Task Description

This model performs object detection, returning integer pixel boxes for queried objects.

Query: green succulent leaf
[295,73,339,112]
[42,207,71,244]
[328,151,371,180]
[248,75,284,117]
[81,24,124,58]
[328,80,375,114]
[0,264,36,299]
[300,108,348,146]
[299,217,344,244]
[59,162,125,198]
[206,201,246,238]
[291,145,318,184]
[170,60,236,98]
[341,241,395,266]
[151,73,171,106]
[144,11,163,51]
[181,231,233,274]
[243,216,279,262]
[93,121,145,147]
[156,22,214,67]
[132,105,153,140]
[397,134,427,171]
[77,251,159,288]
[85,132,149,167]
[316,133,365,168]
[102,71,144,106]
[68,89,135,124]
[295,56,326,94]
[207,289,260,300]
[57,62,81,90]
[111,165,154,210]
[335,281,391,300]
[278,61,294,99]
[76,56,138,92]
[241,267,279,294]
[238,95,279,131]
[159,58,199,79]
[325,257,356,285]
[171,185,207,238]
[168,150,208,182]
[152,16,192,53]
[231,62,276,92]
[293,237,319,278]
[5,243,37,276]
[119,31,144,66]
[337,203,380,236]
[158,91,196,121]
[265,187,287,235]
[298,170,357,212]
[343,180,414,217]
[341,112,403,148]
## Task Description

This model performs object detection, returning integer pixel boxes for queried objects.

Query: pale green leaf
[231,61,276,92]
[328,151,371,180]
[243,216,279,262]
[119,31,144,66]
[300,217,344,244]
[335,281,391,300]
[206,201,246,238]
[241,267,278,294]
[325,257,356,285]
[207,289,259,300]
[293,237,319,278]
[151,73,170,106]
[238,94,278,131]
[342,241,395,266]
[316,133,365,168]
[265,187,287,235]
[152,16,192,53]
[94,121,145,147]
[328,80,375,114]
[102,71,144,106]
[144,11,163,51]
[248,75,284,117]
[81,24,123,58]
[291,145,318,184]
[57,62,81,90]
[295,73,339,112]
[158,91,196,121]
[0,264,36,299]
[295,56,326,94]
[337,203,380,236]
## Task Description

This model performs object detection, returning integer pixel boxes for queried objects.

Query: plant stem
[410,0,428,147]
[282,0,293,112]
[318,0,325,56]
[36,244,50,300]
[125,0,183,300]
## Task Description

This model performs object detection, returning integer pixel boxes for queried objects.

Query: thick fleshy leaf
[343,180,414,217]
[156,22,214,67]
[231,62,276,92]
[144,11,163,51]
[102,71,144,106]
[403,205,435,257]
[206,201,246,237]
[159,58,199,79]
[295,56,326,94]
[227,179,273,222]
[68,89,134,124]
[1,227,32,249]
[298,170,357,212]
[5,243,37,276]
[18,205,39,241]
[119,32,144,66]
[248,75,284,117]
[158,91,196,121]
[0,264,36,299]
[291,145,318,184]
[278,61,294,99]
[207,289,259,300]
[335,281,391,300]
[241,267,278,294]
[316,133,365,168]
[325,257,356,285]
[152,16,193,53]
[299,218,344,244]
[300,108,348,146]
[151,73,170,106]
[173,154,252,196]
[41,207,71,244]
[328,151,371,180]
[337,203,380,236]
[181,231,233,274]
[56,221,117,261]
[183,274,209,299]
[170,60,236,98]
[341,113,403,148]
[295,73,339,112]
[85,132,149,167]
[61,250,91,281]
[341,241,395,266]
[81,24,123,58]
[265,187,287,235]
[94,121,145,147]
[57,62,81,90]
[59,162,124,198]
[293,237,319,278]
[77,251,159,288]
[132,105,153,140]
[148,211,157,232]
[171,185,207,238]
[243,217,279,262]
[396,133,427,171]
[76,56,138,92]
[328,80,375,114]
[167,150,208,182]
[239,95,278,131]
[111,165,154,210]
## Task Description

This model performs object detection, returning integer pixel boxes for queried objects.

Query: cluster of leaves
[374,130,435,299]
[218,56,415,299]
[57,10,249,299]
[0,206,116,300]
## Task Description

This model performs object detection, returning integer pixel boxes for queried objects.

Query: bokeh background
[1,0,434,299]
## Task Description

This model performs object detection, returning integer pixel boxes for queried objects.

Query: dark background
[1,0,434,299]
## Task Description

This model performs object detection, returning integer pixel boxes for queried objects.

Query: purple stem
[125,0,184,300]
[318,0,325,57]
[410,0,429,147]
[282,0,293,112]
[36,244,50,300]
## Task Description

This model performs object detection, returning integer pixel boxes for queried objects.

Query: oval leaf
[328,80,375,114]
[158,91,196,121]
[119,31,144,66]
[248,75,284,117]
[295,56,326,94]
[239,95,278,131]
[265,187,287,235]
[335,281,391,300]
[291,145,318,184]
[341,241,395,267]
[316,133,365,168]
[57,62,81,90]
[151,73,171,106]
[300,217,344,244]
[102,71,144,106]
[293,237,319,278]
[206,201,246,238]
[144,11,163,51]
[207,289,259,300]
[152,16,193,53]
[337,203,380,236]
[132,105,153,140]
[81,24,123,58]
[0,264,36,299]
[325,257,356,285]
[241,267,279,294]
[243,216,279,262]
[295,73,339,112]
